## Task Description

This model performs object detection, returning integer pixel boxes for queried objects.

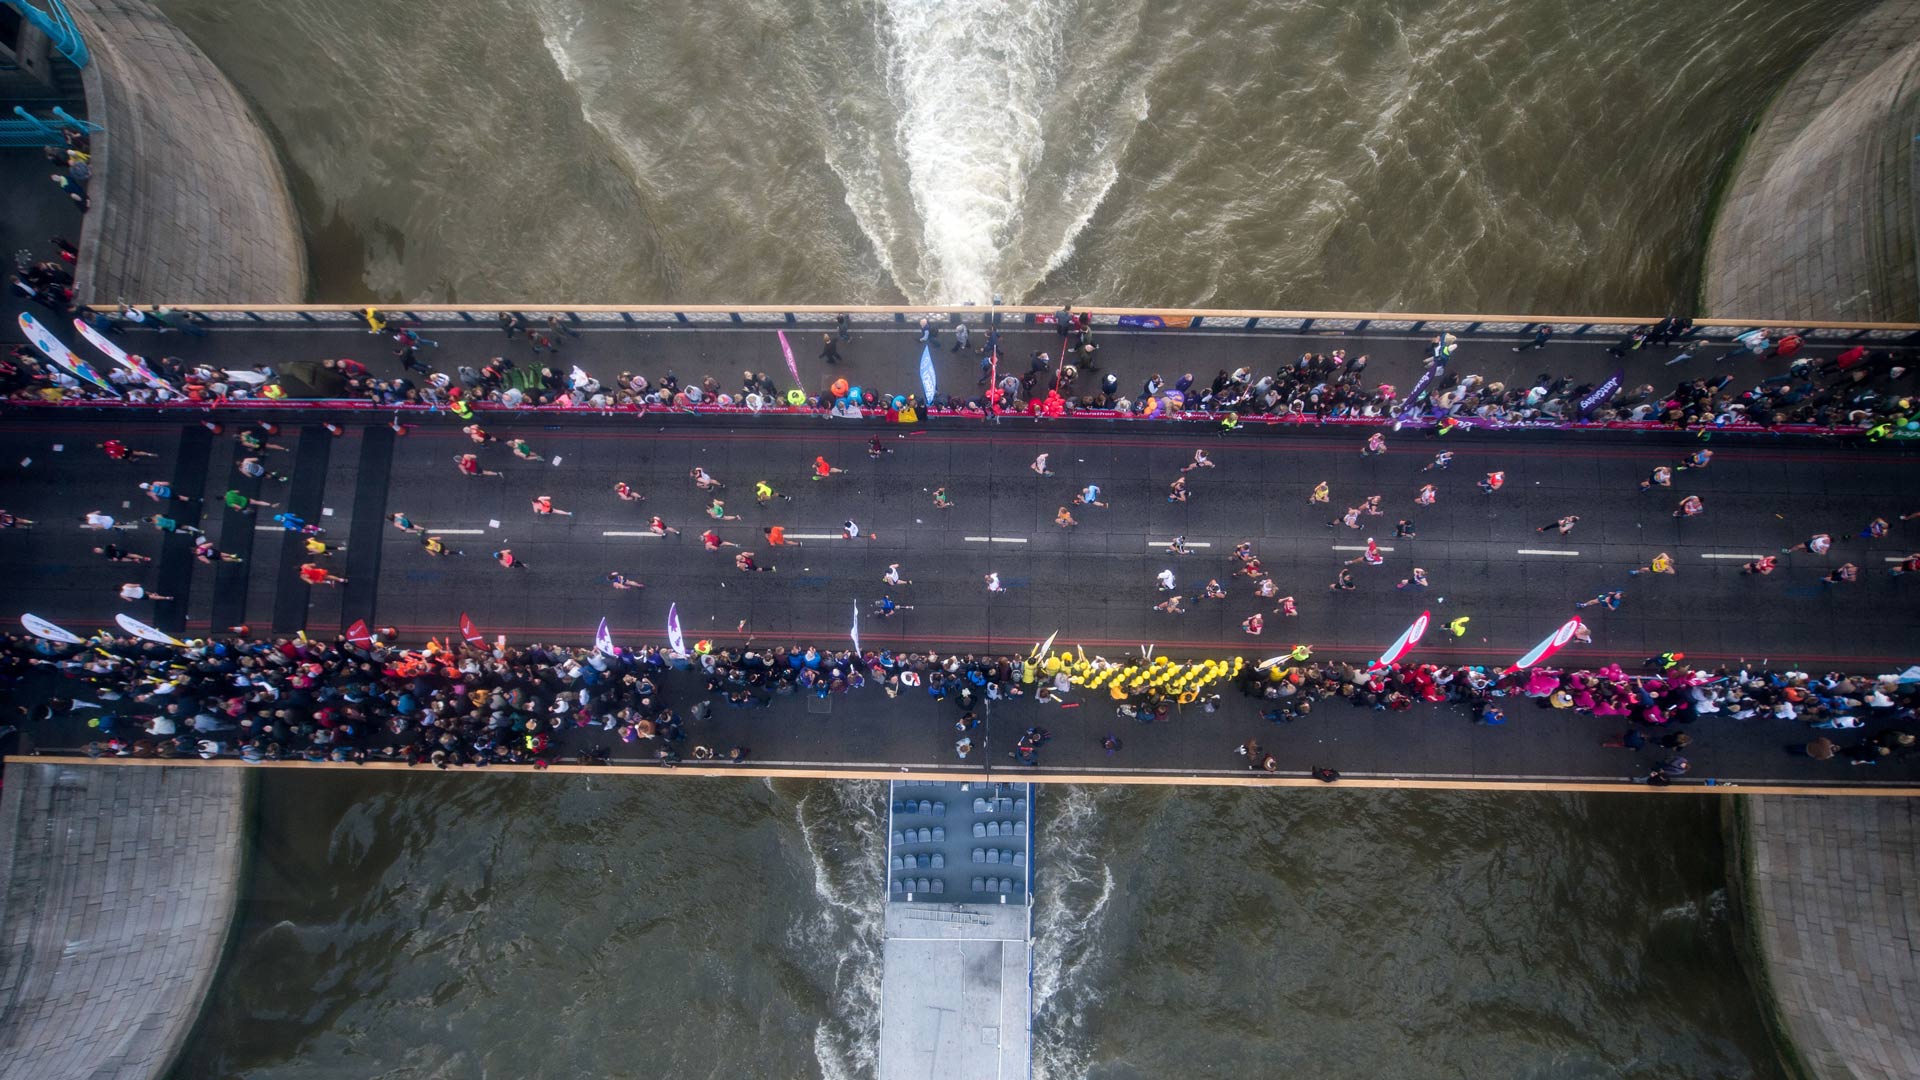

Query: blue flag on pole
[919,345,936,402]
[595,617,616,656]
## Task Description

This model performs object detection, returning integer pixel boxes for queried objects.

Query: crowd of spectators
[3,630,1913,779]
[3,289,1916,433]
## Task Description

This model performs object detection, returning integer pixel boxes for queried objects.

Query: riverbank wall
[0,761,251,1080]
[1703,0,1920,322]
[1734,795,1920,1080]
[64,0,307,304]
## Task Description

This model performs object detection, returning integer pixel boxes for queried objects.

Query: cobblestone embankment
[1738,795,1920,1080]
[0,761,250,1080]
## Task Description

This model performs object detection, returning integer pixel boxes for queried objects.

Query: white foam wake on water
[529,0,666,198]
[1031,784,1119,1080]
[877,0,1070,302]
[790,780,886,1080]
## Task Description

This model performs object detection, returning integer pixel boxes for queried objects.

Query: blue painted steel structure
[4,1,90,69]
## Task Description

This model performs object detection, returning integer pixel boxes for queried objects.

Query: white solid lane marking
[1148,541,1212,548]
[1331,545,1394,552]
[602,530,664,538]
[964,536,1029,544]
[1516,549,1579,556]
[783,533,842,540]
[1887,557,1910,563]
[429,528,489,535]
[1701,553,1763,560]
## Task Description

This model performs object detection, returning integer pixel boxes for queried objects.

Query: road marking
[784,533,843,540]
[1331,545,1394,552]
[1701,553,1763,560]
[1148,541,1211,548]
[429,528,489,535]
[1516,548,1579,556]
[965,536,1029,544]
[602,530,664,538]
[1888,557,1911,563]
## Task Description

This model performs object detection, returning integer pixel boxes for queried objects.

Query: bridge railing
[130,303,1920,344]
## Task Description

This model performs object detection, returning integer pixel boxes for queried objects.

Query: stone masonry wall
[0,762,249,1080]
[65,0,308,303]
[1741,796,1920,1080]
[1704,0,1920,322]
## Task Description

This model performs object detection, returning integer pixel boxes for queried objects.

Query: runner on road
[456,454,501,478]
[1742,555,1778,575]
[690,467,723,490]
[1783,533,1832,555]
[701,529,738,551]
[1673,495,1704,518]
[649,516,681,537]
[1055,506,1078,528]
[1639,466,1672,492]
[1537,515,1579,536]
[706,499,741,521]
[100,439,158,461]
[1309,481,1330,504]
[882,563,912,586]
[615,482,646,503]
[1576,590,1624,610]
[1181,449,1215,472]
[1422,452,1453,472]
[138,481,194,503]
[1075,483,1107,508]
[1167,476,1189,503]
[812,456,843,480]
[1416,484,1437,506]
[1479,471,1505,494]
[1030,453,1053,476]
[531,495,574,516]
[1629,553,1675,576]
[298,563,346,586]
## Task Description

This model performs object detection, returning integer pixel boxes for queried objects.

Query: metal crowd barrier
[128,304,1920,344]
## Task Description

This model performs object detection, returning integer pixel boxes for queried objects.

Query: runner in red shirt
[456,453,501,478]
[530,495,573,516]
[614,482,644,503]
[764,525,798,547]
[649,516,680,536]
[812,455,843,480]
[701,530,738,551]
[491,548,526,569]
[298,563,346,586]
[1478,471,1505,494]
[99,439,158,461]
